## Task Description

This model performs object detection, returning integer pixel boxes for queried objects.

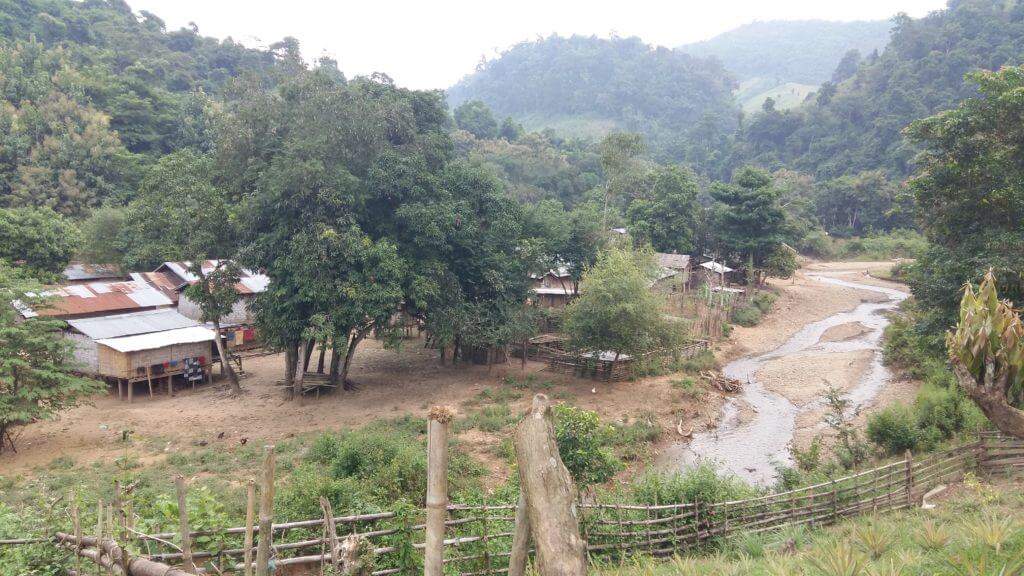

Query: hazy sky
[126,0,948,90]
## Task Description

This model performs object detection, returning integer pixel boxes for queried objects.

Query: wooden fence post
[96,499,103,576]
[508,492,531,576]
[255,445,275,576]
[175,475,196,574]
[425,406,452,576]
[512,394,587,576]
[830,479,838,524]
[71,493,82,576]
[320,497,340,571]
[904,450,914,506]
[244,479,256,576]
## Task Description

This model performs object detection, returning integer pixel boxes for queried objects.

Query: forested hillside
[741,0,1024,178]
[679,20,892,85]
[0,0,300,216]
[447,35,740,163]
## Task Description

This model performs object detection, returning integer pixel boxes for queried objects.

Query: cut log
[512,394,587,576]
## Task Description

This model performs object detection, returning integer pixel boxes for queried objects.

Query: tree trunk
[283,344,297,391]
[339,328,370,391]
[513,394,587,576]
[212,319,241,394]
[316,343,327,374]
[329,346,342,387]
[953,360,1024,439]
[293,340,307,402]
[302,339,315,372]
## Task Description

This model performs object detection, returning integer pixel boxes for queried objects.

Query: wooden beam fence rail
[10,435,1021,576]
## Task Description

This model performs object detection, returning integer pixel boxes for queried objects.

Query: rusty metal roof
[656,253,692,269]
[26,280,174,318]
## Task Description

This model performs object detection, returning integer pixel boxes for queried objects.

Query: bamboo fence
[6,434,1022,576]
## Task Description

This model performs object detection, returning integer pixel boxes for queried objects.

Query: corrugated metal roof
[656,253,691,269]
[532,287,576,295]
[156,261,269,295]
[67,310,199,340]
[25,280,174,318]
[700,261,735,274]
[97,326,216,353]
[62,263,126,282]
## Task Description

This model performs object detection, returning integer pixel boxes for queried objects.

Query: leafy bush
[752,292,777,313]
[800,229,837,258]
[630,463,755,505]
[866,404,920,454]
[679,350,718,373]
[732,305,762,327]
[0,502,67,575]
[553,404,622,485]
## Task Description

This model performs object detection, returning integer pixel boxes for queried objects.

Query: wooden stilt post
[512,394,587,576]
[146,366,154,399]
[244,479,256,576]
[255,446,275,576]
[175,475,196,573]
[425,406,452,576]
[167,375,172,398]
[508,492,531,576]
[127,378,133,404]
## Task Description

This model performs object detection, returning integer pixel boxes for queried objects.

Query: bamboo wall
[97,341,212,380]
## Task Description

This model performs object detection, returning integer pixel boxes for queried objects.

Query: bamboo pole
[905,450,914,506]
[96,499,103,576]
[255,445,275,576]
[72,493,82,576]
[507,492,531,576]
[175,475,196,573]
[244,479,256,576]
[512,394,586,576]
[425,406,452,576]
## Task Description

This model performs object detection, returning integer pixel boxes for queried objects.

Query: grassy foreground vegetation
[597,475,1024,576]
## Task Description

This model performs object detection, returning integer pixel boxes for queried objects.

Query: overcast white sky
[126,0,948,90]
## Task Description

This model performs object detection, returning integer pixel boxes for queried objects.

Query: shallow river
[658,274,908,486]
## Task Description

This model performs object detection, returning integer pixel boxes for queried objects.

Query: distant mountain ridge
[679,19,894,85]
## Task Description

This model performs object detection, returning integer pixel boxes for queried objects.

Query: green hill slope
[680,19,893,85]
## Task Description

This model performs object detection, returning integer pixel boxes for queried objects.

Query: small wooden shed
[97,326,216,401]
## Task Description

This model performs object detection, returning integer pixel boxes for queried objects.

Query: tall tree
[563,247,683,373]
[710,167,789,281]
[626,165,699,254]
[0,207,79,278]
[453,100,498,139]
[119,150,232,270]
[0,264,102,453]
[184,261,243,394]
[906,67,1024,334]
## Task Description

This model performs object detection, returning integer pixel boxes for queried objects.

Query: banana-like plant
[947,270,1024,438]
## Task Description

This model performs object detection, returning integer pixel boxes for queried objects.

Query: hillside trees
[453,100,498,139]
[0,207,79,277]
[626,165,699,254]
[906,66,1024,335]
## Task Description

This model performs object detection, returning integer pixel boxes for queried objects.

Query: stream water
[658,274,908,486]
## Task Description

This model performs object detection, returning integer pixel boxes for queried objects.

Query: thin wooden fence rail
[5,435,1021,576]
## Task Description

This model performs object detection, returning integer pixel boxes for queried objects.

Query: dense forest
[679,19,892,85]
[447,35,740,164]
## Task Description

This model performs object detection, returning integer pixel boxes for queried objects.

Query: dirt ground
[0,259,916,481]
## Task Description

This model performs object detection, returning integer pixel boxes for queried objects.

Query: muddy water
[658,274,908,486]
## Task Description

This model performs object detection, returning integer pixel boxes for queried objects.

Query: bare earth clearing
[0,260,914,485]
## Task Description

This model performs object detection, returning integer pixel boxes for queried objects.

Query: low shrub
[554,404,622,485]
[630,463,755,505]
[752,291,777,313]
[866,404,920,454]
[731,305,762,327]
[679,350,717,373]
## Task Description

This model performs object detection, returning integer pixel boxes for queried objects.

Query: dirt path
[656,261,916,484]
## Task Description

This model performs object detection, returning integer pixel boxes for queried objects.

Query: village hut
[654,253,693,292]
[150,260,269,351]
[64,310,216,400]
[530,267,577,308]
